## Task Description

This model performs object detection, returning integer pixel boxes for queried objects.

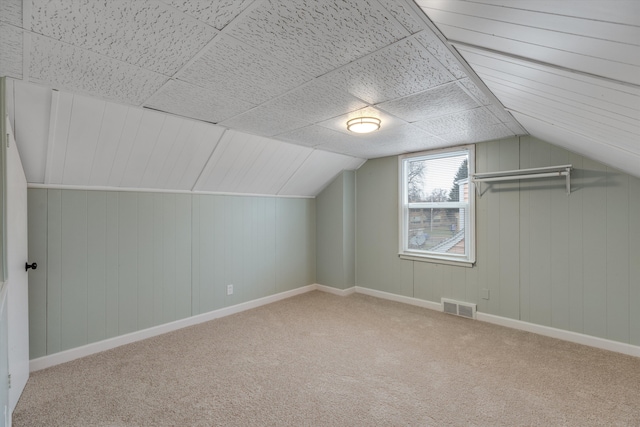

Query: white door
[5,117,29,413]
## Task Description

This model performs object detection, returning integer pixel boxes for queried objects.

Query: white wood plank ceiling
[416,0,640,177]
[1,0,638,194]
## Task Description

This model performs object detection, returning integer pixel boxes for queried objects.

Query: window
[399,146,475,266]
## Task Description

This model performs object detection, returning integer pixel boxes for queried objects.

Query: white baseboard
[354,286,442,311]
[476,312,640,358]
[30,284,317,372]
[315,284,356,296]
[30,284,640,372]
[353,286,640,358]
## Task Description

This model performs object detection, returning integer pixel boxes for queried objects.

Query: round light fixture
[346,117,381,134]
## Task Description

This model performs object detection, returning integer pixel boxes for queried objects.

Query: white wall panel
[88,103,131,186]
[62,95,106,185]
[119,111,167,188]
[278,150,363,196]
[12,81,51,183]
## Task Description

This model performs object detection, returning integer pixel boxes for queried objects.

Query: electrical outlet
[481,288,490,300]
[227,284,233,295]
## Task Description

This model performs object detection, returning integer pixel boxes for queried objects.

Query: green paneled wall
[28,191,316,359]
[355,136,640,346]
[316,171,356,289]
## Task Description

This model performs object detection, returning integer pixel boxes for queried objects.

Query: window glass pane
[407,154,468,203]
[408,207,466,255]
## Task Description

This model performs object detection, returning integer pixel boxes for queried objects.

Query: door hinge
[7,374,11,389]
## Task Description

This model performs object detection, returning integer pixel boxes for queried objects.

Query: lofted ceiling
[0,0,638,197]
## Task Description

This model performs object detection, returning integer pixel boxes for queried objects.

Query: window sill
[398,253,475,268]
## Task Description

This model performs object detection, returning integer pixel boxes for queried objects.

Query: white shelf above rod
[472,164,572,196]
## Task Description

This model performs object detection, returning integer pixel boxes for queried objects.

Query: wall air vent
[441,298,477,319]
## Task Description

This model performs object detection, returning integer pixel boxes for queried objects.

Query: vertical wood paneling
[162,194,176,323]
[137,193,154,330]
[475,142,489,313]
[86,191,107,343]
[276,198,315,293]
[27,189,47,359]
[174,194,192,318]
[60,191,88,351]
[567,153,584,334]
[263,197,278,296]
[518,138,531,322]
[549,145,570,330]
[581,158,608,339]
[105,192,119,338]
[118,192,138,334]
[498,139,520,319]
[526,140,552,327]
[191,195,201,314]
[605,169,629,343]
[152,193,165,324]
[629,176,640,346]
[46,190,62,354]
[485,140,501,315]
[211,196,227,310]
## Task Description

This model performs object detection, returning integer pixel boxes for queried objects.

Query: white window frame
[398,145,476,267]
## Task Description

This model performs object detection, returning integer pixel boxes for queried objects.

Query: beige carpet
[13,291,640,426]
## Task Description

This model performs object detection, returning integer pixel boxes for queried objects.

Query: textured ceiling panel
[30,35,167,105]
[145,79,254,123]
[30,0,217,75]
[262,80,368,123]
[415,31,467,79]
[439,123,514,145]
[317,124,447,158]
[178,35,311,105]
[378,82,480,122]
[162,0,254,30]
[458,78,493,106]
[218,105,312,137]
[0,0,21,26]
[0,23,22,79]
[277,125,359,149]
[378,0,425,34]
[415,107,499,135]
[225,0,408,76]
[278,150,364,196]
[326,38,453,104]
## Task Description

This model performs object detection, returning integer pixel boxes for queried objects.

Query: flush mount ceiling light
[346,117,381,134]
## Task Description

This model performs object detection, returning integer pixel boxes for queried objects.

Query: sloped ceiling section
[1,0,526,165]
[5,79,364,197]
[417,0,640,178]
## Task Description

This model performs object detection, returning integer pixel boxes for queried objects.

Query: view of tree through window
[400,147,474,264]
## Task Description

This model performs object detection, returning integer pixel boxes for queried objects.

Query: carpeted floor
[13,291,640,426]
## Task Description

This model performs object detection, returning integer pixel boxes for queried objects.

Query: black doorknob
[25,262,37,271]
